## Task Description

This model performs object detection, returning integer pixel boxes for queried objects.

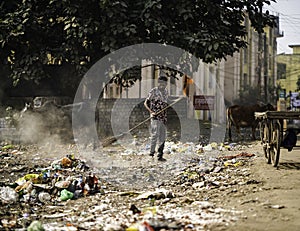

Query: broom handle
[127,97,183,133]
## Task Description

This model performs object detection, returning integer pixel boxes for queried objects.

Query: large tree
[0,0,276,90]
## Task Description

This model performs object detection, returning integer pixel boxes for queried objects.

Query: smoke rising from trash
[16,105,72,154]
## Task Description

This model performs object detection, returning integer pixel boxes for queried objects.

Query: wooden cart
[255,111,300,167]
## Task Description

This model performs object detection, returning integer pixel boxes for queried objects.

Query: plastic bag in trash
[60,189,74,201]
[27,220,45,231]
[0,186,19,204]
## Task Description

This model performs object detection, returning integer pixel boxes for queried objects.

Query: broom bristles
[102,133,125,147]
[102,137,117,147]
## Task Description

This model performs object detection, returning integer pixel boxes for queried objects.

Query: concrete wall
[96,97,188,137]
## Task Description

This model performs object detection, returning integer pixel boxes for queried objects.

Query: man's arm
[144,98,156,117]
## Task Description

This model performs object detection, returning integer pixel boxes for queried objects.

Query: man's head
[158,76,168,82]
[158,76,167,89]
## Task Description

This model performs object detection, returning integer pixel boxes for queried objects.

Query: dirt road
[225,143,300,231]
[0,139,299,230]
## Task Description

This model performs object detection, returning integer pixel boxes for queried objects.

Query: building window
[109,85,114,98]
[277,63,286,79]
[243,73,248,87]
[269,27,273,45]
[209,66,214,88]
[170,76,176,95]
[244,48,248,64]
[116,86,120,97]
[244,17,249,31]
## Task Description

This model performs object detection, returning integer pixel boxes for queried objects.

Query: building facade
[101,14,281,123]
[277,45,300,95]
[224,14,281,105]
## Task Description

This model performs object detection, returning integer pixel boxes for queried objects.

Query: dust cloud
[17,107,73,155]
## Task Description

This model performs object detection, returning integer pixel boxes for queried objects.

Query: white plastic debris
[0,186,19,204]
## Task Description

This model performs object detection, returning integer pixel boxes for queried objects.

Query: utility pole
[257,3,263,101]
[263,34,268,102]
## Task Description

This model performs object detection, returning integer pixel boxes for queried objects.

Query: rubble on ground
[0,138,259,230]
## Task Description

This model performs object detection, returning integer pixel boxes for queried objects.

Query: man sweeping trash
[102,76,181,148]
[144,75,169,161]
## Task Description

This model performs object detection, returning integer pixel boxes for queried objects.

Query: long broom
[102,97,183,147]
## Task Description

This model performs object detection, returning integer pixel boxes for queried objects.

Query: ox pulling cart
[255,111,300,167]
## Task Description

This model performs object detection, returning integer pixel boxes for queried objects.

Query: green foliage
[0,0,276,88]
[234,85,262,105]
[234,83,278,105]
[110,66,142,88]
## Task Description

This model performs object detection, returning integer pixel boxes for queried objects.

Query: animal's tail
[226,107,233,141]
[226,108,232,129]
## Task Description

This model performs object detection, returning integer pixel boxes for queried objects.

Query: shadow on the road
[278,162,300,170]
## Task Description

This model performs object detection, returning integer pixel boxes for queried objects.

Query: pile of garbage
[0,152,102,205]
[0,144,110,230]
[0,140,259,230]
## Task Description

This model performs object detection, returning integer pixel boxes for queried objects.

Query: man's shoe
[149,152,154,157]
[158,157,166,161]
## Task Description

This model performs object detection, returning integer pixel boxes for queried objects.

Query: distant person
[144,76,168,161]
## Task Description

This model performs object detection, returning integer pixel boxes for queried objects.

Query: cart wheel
[261,121,271,164]
[270,121,281,167]
[259,120,265,143]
